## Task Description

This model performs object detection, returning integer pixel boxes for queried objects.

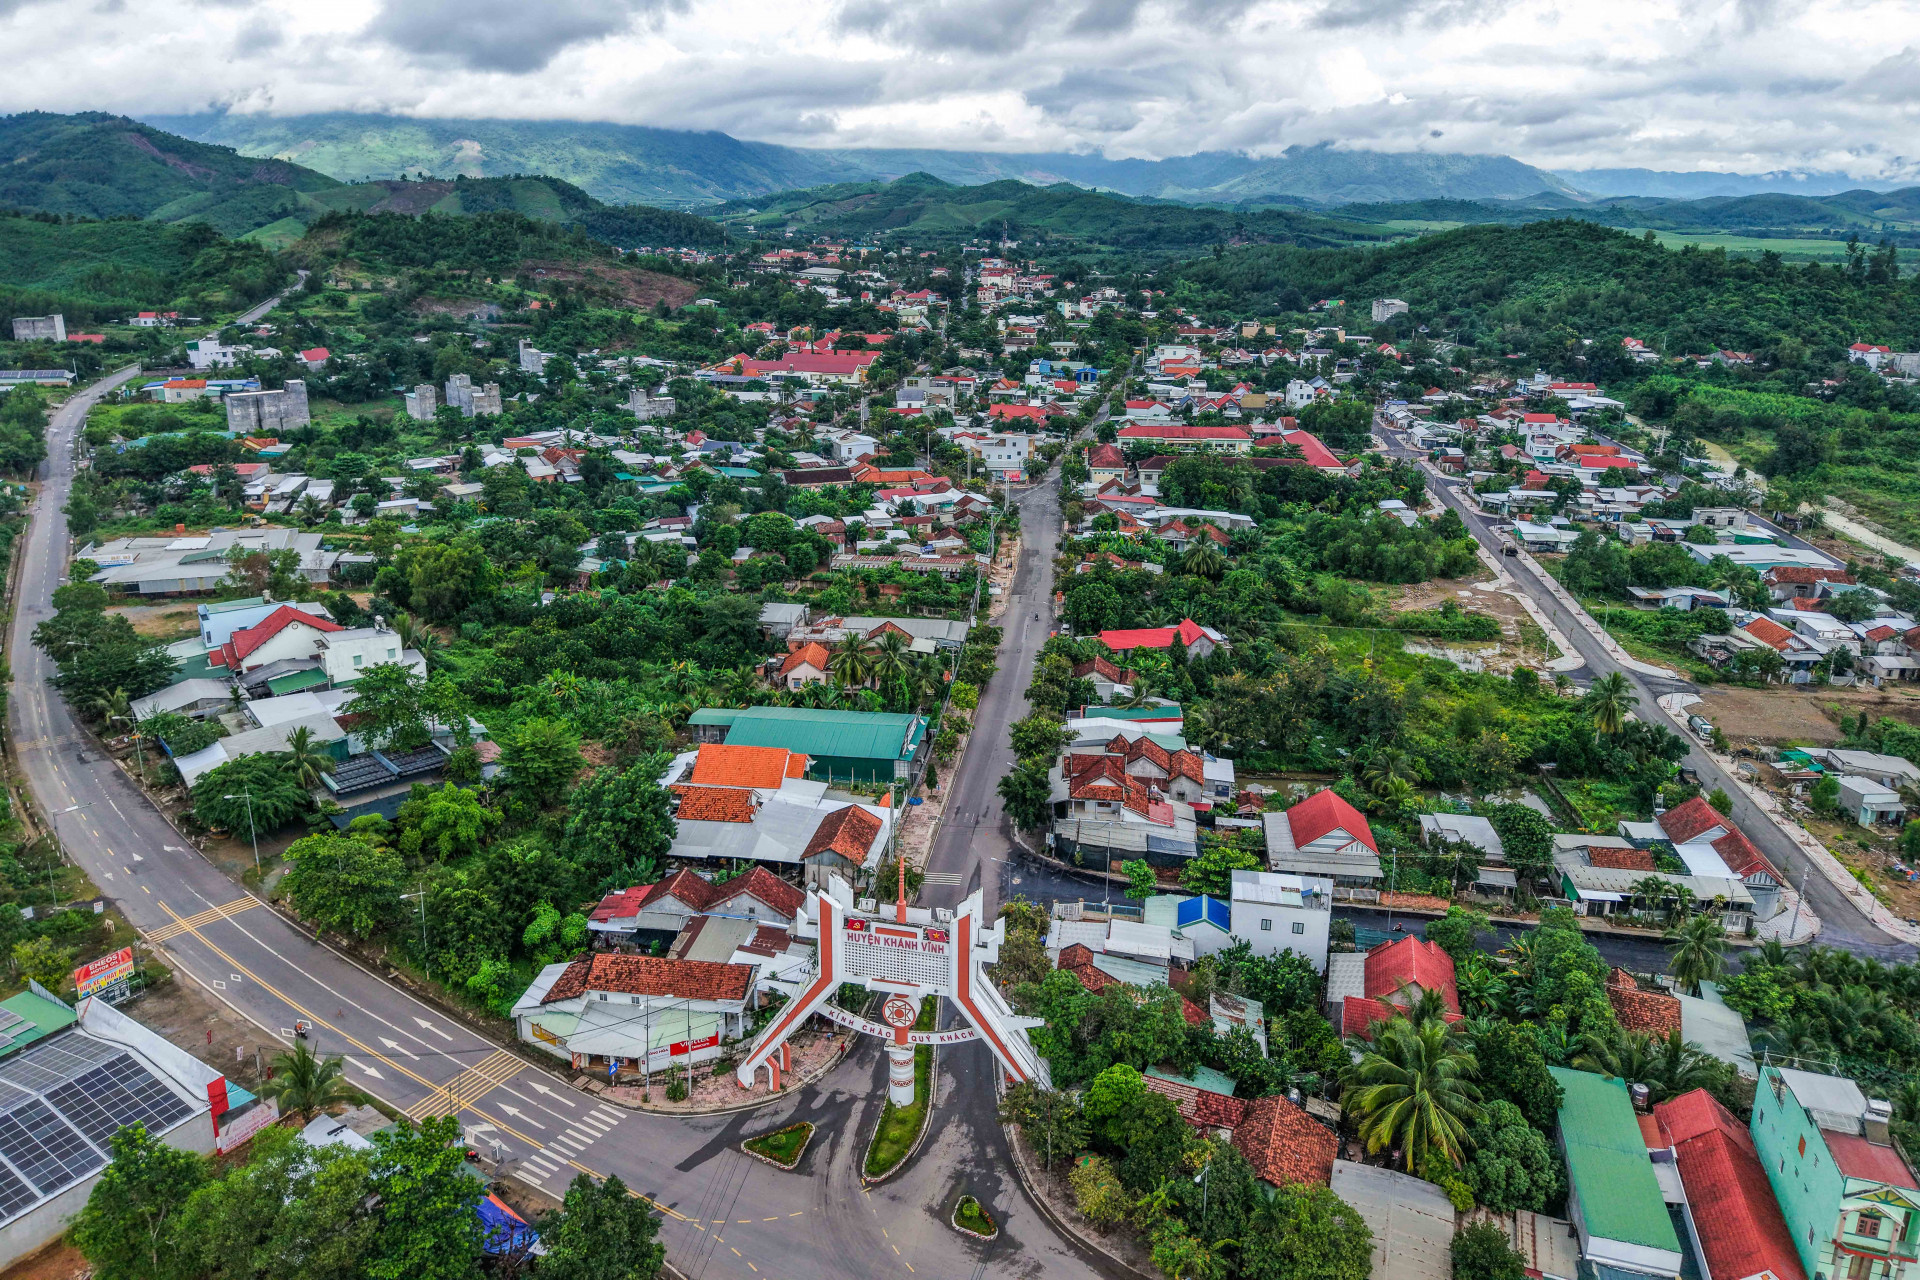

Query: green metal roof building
[688,706,927,783]
[0,989,76,1056]
[1547,1066,1683,1279]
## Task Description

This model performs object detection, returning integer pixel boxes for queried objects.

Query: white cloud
[0,0,1917,176]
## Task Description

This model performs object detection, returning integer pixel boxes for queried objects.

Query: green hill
[0,211,289,325]
[0,113,729,249]
[1330,188,1920,243]
[1169,219,1918,360]
[0,111,345,236]
[712,173,1385,253]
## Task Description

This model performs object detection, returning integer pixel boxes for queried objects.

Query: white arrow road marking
[414,1017,453,1040]
[131,852,143,862]
[498,1105,546,1129]
[377,1037,419,1060]
[344,1056,383,1079]
[529,1081,576,1107]
[163,846,186,852]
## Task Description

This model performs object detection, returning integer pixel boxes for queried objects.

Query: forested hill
[0,112,728,248]
[1168,220,1920,370]
[712,173,1386,254]
[0,111,344,235]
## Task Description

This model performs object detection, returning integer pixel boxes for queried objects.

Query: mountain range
[150,112,1591,208]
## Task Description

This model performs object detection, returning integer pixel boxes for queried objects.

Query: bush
[1068,1154,1129,1229]
[1453,1222,1527,1280]
[664,1078,689,1102]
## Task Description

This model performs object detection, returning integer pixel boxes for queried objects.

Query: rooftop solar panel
[0,1035,121,1094]
[0,1159,36,1219]
[50,1055,192,1148]
[0,1099,104,1194]
[0,1010,30,1033]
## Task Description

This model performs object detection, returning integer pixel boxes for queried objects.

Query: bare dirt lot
[521,259,699,311]
[1387,577,1553,676]
[1697,684,1920,746]
[105,602,200,641]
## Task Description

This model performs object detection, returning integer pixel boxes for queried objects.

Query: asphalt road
[1376,421,1913,961]
[6,351,1119,1280]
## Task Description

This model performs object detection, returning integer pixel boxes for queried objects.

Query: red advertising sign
[668,1033,720,1057]
[73,947,134,997]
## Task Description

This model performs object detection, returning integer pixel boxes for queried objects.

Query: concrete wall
[1753,1067,1848,1280]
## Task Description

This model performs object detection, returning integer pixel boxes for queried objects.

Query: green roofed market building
[1548,1065,1684,1279]
[687,707,926,783]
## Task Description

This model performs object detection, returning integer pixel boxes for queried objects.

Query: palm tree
[828,634,872,689]
[283,725,329,791]
[1584,672,1638,736]
[1754,1014,1830,1067]
[258,1041,358,1124]
[1181,541,1227,580]
[391,613,444,668]
[868,630,913,690]
[89,687,132,729]
[1664,912,1728,994]
[1345,1016,1482,1171]
[1454,962,1508,1017]
[294,493,325,527]
[1361,747,1416,798]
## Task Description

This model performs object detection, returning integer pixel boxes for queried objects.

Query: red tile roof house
[1096,617,1227,661]
[1116,423,1255,454]
[211,604,345,673]
[1326,935,1463,1037]
[511,951,761,1075]
[1607,968,1683,1035]
[586,867,806,946]
[1263,789,1381,884]
[1651,796,1783,913]
[1649,1090,1807,1280]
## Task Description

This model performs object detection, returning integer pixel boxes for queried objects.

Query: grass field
[1647,232,1857,263]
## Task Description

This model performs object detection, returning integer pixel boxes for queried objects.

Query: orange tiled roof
[779,642,832,677]
[1231,1096,1337,1187]
[1607,968,1683,1035]
[688,743,808,789]
[1588,845,1657,872]
[542,954,756,1004]
[671,785,758,823]
[803,805,882,861]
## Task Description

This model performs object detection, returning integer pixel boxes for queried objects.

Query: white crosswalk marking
[565,1128,594,1144]
[921,872,965,885]
[514,1172,549,1190]
[591,1108,624,1126]
[578,1115,611,1133]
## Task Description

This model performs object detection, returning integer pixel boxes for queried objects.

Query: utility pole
[49,803,92,909]
[224,791,260,871]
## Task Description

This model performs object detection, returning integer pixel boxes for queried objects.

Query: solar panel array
[0,1035,196,1227]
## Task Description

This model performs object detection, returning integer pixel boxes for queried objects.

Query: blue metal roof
[1175,895,1230,933]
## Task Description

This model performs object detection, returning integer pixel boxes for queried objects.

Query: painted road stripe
[578,1115,612,1133]
[591,1107,623,1123]
[513,1172,548,1191]
[565,1128,594,1144]
[148,897,258,942]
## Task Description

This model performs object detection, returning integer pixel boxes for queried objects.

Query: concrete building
[404,384,438,421]
[445,374,503,418]
[1331,1161,1455,1280]
[510,953,760,1077]
[1326,935,1460,1036]
[0,991,254,1271]
[1371,299,1410,323]
[1227,869,1331,969]
[9,314,65,342]
[1548,1065,1685,1278]
[1752,1066,1918,1280]
[224,380,310,435]
[518,339,551,374]
[1262,789,1383,884]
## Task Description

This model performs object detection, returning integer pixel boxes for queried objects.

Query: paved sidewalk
[1654,692,1907,945]
[1509,543,1677,678]
[1466,542,1586,674]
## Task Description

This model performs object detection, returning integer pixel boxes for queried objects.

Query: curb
[950,1197,1000,1242]
[738,1121,814,1172]
[996,1085,1158,1280]
[860,1039,938,1185]
[597,1040,853,1117]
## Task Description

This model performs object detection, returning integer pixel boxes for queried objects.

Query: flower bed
[952,1195,997,1240]
[741,1121,814,1170]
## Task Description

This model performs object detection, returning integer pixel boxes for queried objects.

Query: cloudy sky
[4,0,1919,176]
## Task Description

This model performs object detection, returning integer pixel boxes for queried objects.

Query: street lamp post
[224,792,260,871]
[400,891,427,953]
[49,803,92,910]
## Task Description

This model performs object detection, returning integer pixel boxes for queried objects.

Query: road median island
[860,998,936,1182]
[740,1120,815,1170]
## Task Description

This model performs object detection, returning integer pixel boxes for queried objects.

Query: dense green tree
[398,784,498,861]
[564,757,677,888]
[536,1173,665,1280]
[281,833,406,938]
[191,754,310,835]
[257,1041,359,1124]
[343,663,434,752]
[72,1124,208,1280]
[1462,1101,1564,1213]
[1239,1184,1374,1280]
[1452,1222,1528,1280]
[499,717,583,808]
[363,1116,485,1280]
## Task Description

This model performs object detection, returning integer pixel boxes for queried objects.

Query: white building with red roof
[1624,795,1783,918]
[586,866,807,945]
[211,604,345,673]
[1850,343,1895,371]
[1324,935,1461,1037]
[1116,423,1253,453]
[1095,618,1226,661]
[1262,789,1382,883]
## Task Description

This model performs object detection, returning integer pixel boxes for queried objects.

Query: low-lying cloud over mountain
[3,0,1919,183]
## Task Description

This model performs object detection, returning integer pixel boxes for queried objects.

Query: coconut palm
[1454,962,1508,1017]
[392,613,444,667]
[1755,1014,1831,1067]
[90,687,132,730]
[1583,671,1638,736]
[828,634,873,689]
[1345,1016,1482,1171]
[283,725,330,791]
[1664,912,1728,994]
[294,493,325,527]
[1181,541,1227,580]
[258,1040,358,1124]
[868,630,914,689]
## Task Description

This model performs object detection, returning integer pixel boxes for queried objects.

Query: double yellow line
[148,896,257,942]
[404,1048,522,1120]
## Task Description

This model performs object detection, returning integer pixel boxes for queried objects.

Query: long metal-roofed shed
[1548,1066,1684,1279]
[687,706,926,783]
